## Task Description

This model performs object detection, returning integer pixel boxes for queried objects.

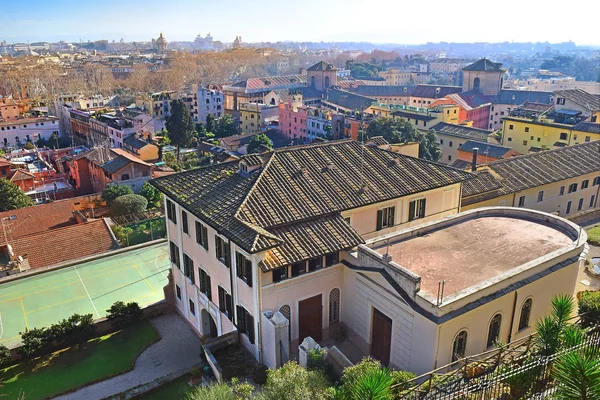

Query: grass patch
[588,225,600,246]
[0,321,160,399]
[136,375,194,399]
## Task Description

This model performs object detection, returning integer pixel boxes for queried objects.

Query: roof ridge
[17,219,103,238]
[484,140,599,167]
[233,151,276,224]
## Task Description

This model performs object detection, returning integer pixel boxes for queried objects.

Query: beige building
[378,69,413,86]
[462,58,505,96]
[461,141,600,218]
[150,139,589,375]
[428,122,496,164]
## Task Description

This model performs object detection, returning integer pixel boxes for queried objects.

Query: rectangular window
[585,136,591,142]
[448,155,452,161]
[578,198,584,211]
[566,201,572,214]
[182,211,189,234]
[591,195,596,208]
[509,124,514,130]
[166,199,177,224]
[560,186,565,196]
[522,140,528,146]
[169,241,181,268]
[518,196,525,207]
[272,266,289,283]
[582,180,589,190]
[183,254,195,283]
[449,141,453,147]
[594,177,600,186]
[291,262,305,277]
[525,127,530,133]
[537,191,544,202]
[376,206,395,230]
[218,286,233,321]
[189,299,196,316]
[198,268,212,300]
[195,221,209,250]
[236,252,253,287]
[568,183,578,193]
[308,256,322,272]
[408,199,426,222]
[236,306,255,344]
[325,252,339,267]
[176,284,181,300]
[440,139,444,145]
[560,132,568,140]
[508,137,512,142]
[215,236,230,267]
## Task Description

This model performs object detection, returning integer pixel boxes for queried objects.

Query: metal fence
[398,325,600,400]
[113,216,167,247]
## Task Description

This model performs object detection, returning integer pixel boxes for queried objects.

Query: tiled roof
[299,86,323,100]
[0,200,77,242]
[449,159,471,169]
[307,61,337,71]
[462,58,504,72]
[430,122,493,141]
[411,85,461,99]
[324,88,375,111]
[230,74,307,94]
[101,156,131,174]
[447,91,492,110]
[573,121,600,134]
[461,170,503,197]
[458,140,514,159]
[366,136,389,146]
[392,110,437,121]
[11,219,116,269]
[461,141,600,205]
[0,159,16,168]
[124,135,151,150]
[351,85,413,97]
[259,214,363,271]
[240,154,264,166]
[77,147,114,165]
[495,90,554,106]
[336,80,367,90]
[9,169,35,181]
[151,140,474,255]
[555,89,600,112]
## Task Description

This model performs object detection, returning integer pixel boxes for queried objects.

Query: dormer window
[239,162,249,174]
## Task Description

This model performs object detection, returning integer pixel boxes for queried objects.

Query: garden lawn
[0,321,160,399]
[137,375,194,399]
[588,225,600,246]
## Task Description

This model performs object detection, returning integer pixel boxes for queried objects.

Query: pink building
[278,96,308,143]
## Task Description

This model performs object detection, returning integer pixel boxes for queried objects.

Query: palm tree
[553,349,600,400]
[348,368,393,400]
[535,294,575,356]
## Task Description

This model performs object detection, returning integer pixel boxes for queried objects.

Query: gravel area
[54,313,202,400]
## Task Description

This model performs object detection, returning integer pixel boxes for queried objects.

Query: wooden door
[299,294,323,343]
[371,308,392,366]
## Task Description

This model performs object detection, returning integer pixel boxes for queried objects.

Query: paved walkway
[55,313,202,400]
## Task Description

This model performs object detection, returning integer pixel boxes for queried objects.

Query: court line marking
[156,254,169,280]
[75,266,100,318]
[20,297,29,331]
[135,265,156,293]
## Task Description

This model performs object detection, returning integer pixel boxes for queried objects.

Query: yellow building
[123,134,160,162]
[461,141,600,218]
[378,69,413,85]
[239,102,279,133]
[501,116,600,154]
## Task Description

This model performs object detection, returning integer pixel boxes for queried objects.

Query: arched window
[487,313,502,348]
[279,305,291,340]
[518,299,532,331]
[329,288,340,324]
[324,76,330,88]
[452,330,468,361]
[473,77,480,91]
[270,97,276,105]
[311,76,316,88]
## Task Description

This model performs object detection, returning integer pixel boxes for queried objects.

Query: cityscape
[0,2,599,399]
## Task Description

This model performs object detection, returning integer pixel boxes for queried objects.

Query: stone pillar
[261,311,290,369]
[298,336,320,368]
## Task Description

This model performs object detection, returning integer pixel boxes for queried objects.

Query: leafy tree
[366,117,441,161]
[213,114,237,138]
[18,327,48,357]
[101,184,133,205]
[260,361,331,400]
[206,113,216,133]
[47,133,59,149]
[247,133,273,154]
[0,178,34,212]
[106,301,143,328]
[166,99,196,160]
[55,313,96,345]
[111,225,133,247]
[111,194,148,218]
[36,136,47,148]
[139,182,162,208]
[24,141,35,150]
[0,344,11,367]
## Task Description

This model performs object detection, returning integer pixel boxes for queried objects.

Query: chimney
[471,148,479,171]
[299,67,305,75]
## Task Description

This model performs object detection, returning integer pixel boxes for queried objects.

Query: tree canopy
[139,182,162,208]
[247,133,273,154]
[101,185,133,205]
[111,194,148,218]
[0,178,34,212]
[165,99,196,160]
[366,117,441,162]
[213,114,238,138]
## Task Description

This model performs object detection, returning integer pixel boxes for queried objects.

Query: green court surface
[0,242,169,348]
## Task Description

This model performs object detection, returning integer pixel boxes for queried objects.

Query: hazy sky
[1,0,598,45]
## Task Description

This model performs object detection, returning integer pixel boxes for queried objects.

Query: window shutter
[215,237,220,258]
[247,313,255,344]
[224,243,230,267]
[206,274,212,301]
[273,268,281,283]
[388,207,395,227]
[376,209,383,230]
[227,294,233,323]
[421,199,426,218]
[202,226,208,249]
[246,259,253,287]
[236,253,242,277]
[236,306,245,331]
[409,201,415,221]
[218,287,225,312]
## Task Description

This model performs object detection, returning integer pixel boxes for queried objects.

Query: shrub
[139,182,162,208]
[18,327,49,357]
[261,361,331,400]
[106,301,143,328]
[24,141,35,150]
[111,194,148,218]
[58,313,96,345]
[0,344,12,367]
[307,347,328,371]
[578,291,600,328]
[389,370,416,394]
[101,185,133,205]
[111,225,133,246]
[186,382,237,400]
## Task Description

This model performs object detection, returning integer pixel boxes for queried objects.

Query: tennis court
[0,242,169,348]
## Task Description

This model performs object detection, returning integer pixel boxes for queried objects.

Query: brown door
[299,294,323,343]
[371,308,392,366]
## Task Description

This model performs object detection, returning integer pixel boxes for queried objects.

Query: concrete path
[55,313,202,400]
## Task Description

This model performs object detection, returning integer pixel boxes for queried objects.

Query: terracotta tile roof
[0,200,77,242]
[458,140,514,159]
[430,122,493,141]
[411,85,461,99]
[259,214,363,271]
[307,61,337,71]
[366,136,389,146]
[9,169,35,182]
[461,170,503,197]
[573,121,600,134]
[462,58,504,72]
[101,148,152,174]
[0,159,16,168]
[555,89,600,112]
[447,91,492,110]
[230,74,307,94]
[324,89,374,111]
[461,141,600,206]
[11,219,116,269]
[151,140,474,257]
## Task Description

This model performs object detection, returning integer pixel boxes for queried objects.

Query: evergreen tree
[0,178,34,212]
[247,133,273,154]
[166,99,196,160]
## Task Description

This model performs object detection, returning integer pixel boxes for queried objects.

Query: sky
[1,0,598,45]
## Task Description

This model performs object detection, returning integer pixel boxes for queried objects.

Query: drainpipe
[227,238,240,340]
[507,291,518,344]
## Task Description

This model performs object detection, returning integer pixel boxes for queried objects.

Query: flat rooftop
[371,216,574,298]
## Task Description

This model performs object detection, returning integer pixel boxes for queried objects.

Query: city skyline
[1,0,599,46]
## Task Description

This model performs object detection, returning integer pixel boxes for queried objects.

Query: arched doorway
[473,77,480,91]
[201,309,218,338]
